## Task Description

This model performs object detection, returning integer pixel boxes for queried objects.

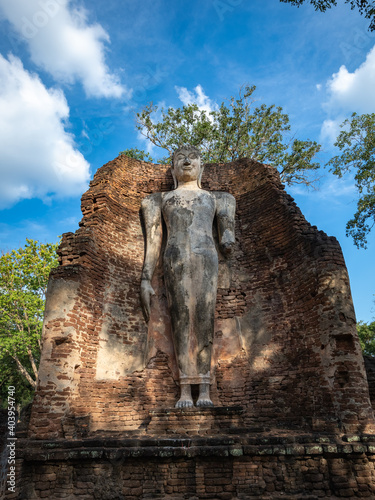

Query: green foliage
[357,320,375,356]
[0,357,35,409]
[280,0,375,31]
[136,85,321,187]
[0,239,58,406]
[119,147,154,162]
[327,112,375,248]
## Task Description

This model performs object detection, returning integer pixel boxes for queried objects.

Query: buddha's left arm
[215,192,236,256]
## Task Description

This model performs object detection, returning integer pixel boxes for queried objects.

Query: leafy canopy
[119,147,154,162]
[327,112,375,248]
[135,85,321,187]
[357,320,375,356]
[0,239,58,406]
[280,0,375,31]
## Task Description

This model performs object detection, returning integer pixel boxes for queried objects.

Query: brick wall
[9,435,375,499]
[28,156,374,439]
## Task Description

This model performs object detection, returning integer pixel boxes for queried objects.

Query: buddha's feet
[175,397,194,408]
[176,384,194,408]
[196,383,213,407]
[196,397,214,407]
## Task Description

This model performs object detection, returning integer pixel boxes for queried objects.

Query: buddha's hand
[220,229,235,257]
[221,240,235,257]
[140,279,155,322]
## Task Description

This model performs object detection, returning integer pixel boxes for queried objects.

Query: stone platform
[8,429,375,499]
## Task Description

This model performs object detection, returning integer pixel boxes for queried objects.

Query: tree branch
[27,346,39,380]
[12,354,36,389]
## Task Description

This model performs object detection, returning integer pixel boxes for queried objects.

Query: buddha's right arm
[140,193,163,322]
[141,192,163,282]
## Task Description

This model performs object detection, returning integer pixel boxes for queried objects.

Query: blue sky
[0,0,374,321]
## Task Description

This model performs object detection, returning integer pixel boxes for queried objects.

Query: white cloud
[289,173,356,204]
[0,53,90,208]
[320,44,375,145]
[0,0,126,98]
[325,44,375,113]
[320,118,343,145]
[175,84,218,114]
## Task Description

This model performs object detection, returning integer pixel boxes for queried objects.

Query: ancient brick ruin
[5,155,375,498]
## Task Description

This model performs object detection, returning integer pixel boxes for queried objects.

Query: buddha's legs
[195,260,217,407]
[165,250,217,407]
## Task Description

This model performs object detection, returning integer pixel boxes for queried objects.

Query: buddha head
[171,145,203,189]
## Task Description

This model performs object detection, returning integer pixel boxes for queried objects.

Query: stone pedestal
[146,407,245,435]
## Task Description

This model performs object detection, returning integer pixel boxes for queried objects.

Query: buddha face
[172,148,202,185]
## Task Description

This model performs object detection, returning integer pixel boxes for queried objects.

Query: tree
[119,147,154,162]
[327,112,375,248]
[357,320,375,356]
[280,0,375,31]
[0,239,58,407]
[136,85,322,187]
